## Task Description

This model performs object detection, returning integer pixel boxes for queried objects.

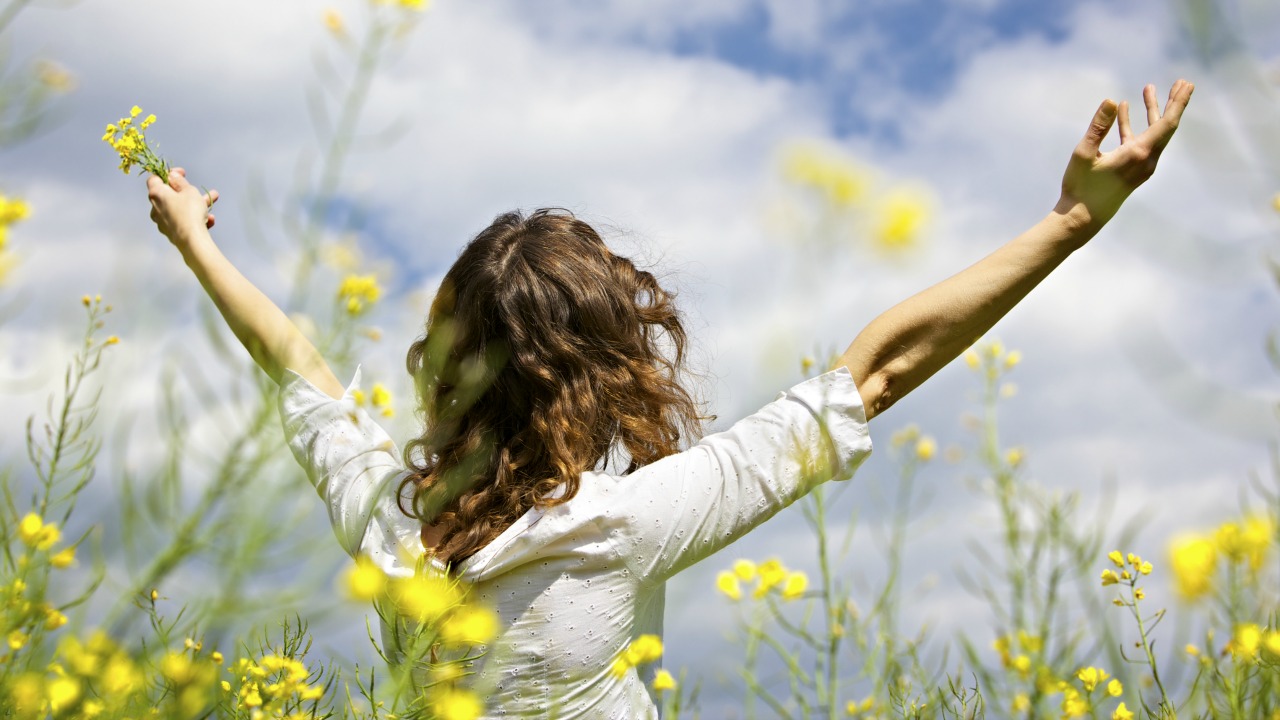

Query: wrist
[1049,196,1102,247]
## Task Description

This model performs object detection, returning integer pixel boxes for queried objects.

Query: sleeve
[277,365,422,575]
[598,365,873,585]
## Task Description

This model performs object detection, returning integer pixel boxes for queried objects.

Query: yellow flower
[1011,694,1030,712]
[1262,631,1280,658]
[1016,629,1042,654]
[441,606,499,646]
[1003,350,1022,369]
[1184,644,1199,656]
[1012,654,1031,675]
[18,512,61,550]
[715,571,741,601]
[8,629,28,650]
[914,436,936,462]
[35,60,76,92]
[756,559,787,596]
[391,574,462,621]
[338,273,381,315]
[1107,678,1123,697]
[1107,551,1124,568]
[345,556,387,600]
[624,635,663,665]
[433,688,483,720]
[1113,702,1134,720]
[1100,569,1120,586]
[45,606,68,630]
[1272,192,1280,213]
[51,545,76,567]
[1169,534,1216,600]
[872,188,931,251]
[1076,666,1109,693]
[1006,448,1023,467]
[1061,687,1089,717]
[371,382,394,417]
[963,349,980,369]
[323,8,344,33]
[732,559,757,582]
[781,144,868,207]
[399,0,429,10]
[652,669,676,692]
[1230,623,1262,662]
[781,571,808,601]
[47,676,80,713]
[1133,587,1145,600]
[130,105,142,117]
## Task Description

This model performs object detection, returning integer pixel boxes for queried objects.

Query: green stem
[290,17,389,311]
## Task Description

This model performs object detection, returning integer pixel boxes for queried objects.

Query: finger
[206,213,216,229]
[1160,79,1194,126]
[168,170,191,192]
[1076,99,1117,157]
[1117,100,1133,144]
[1143,84,1159,126]
[206,189,220,207]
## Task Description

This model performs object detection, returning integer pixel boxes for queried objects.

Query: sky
[2,0,1280,714]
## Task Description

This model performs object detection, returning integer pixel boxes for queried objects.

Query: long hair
[399,208,706,571]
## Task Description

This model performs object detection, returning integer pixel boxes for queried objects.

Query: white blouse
[278,364,873,719]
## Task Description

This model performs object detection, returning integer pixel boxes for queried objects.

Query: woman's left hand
[1055,79,1194,236]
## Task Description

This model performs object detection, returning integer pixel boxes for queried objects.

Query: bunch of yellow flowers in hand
[103,106,169,181]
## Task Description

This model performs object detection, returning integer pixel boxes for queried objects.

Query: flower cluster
[1168,514,1273,600]
[102,105,168,179]
[890,423,937,462]
[353,382,394,417]
[338,273,382,315]
[228,653,323,713]
[716,558,808,602]
[1223,622,1280,664]
[779,143,933,253]
[0,193,30,283]
[609,634,663,679]
[1101,550,1152,605]
[8,632,144,717]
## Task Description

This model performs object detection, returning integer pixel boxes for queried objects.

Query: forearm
[175,226,344,399]
[836,209,1092,419]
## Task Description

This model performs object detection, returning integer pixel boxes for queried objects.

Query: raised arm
[146,168,344,399]
[839,80,1194,419]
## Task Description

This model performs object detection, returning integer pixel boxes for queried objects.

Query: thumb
[1077,99,1117,157]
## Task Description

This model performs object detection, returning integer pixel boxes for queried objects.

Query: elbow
[859,370,898,421]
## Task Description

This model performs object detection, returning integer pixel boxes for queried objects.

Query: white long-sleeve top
[278,365,873,719]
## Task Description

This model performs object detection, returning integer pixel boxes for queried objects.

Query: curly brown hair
[399,208,707,571]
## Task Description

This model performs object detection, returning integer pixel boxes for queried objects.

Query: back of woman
[277,208,872,717]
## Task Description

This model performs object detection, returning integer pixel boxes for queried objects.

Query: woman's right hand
[147,167,219,245]
[1054,79,1194,239]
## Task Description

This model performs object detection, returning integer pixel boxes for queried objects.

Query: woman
[147,80,1193,718]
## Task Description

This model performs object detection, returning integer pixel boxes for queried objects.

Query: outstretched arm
[147,168,344,400]
[838,80,1194,420]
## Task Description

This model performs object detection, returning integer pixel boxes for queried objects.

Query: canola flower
[344,555,388,600]
[781,144,869,208]
[652,669,676,693]
[0,194,30,284]
[102,105,169,180]
[432,687,484,720]
[716,557,809,602]
[610,634,663,678]
[18,513,61,550]
[339,273,382,315]
[872,188,932,252]
[1168,533,1216,600]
